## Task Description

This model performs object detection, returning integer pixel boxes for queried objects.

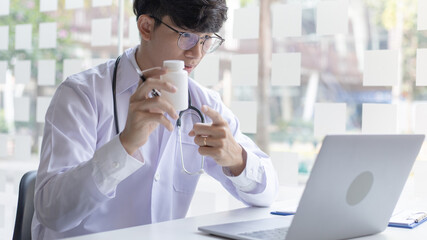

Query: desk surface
[64,201,427,240]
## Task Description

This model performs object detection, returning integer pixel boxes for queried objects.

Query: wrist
[228,146,246,176]
[119,133,137,155]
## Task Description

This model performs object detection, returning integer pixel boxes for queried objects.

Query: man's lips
[184,65,194,71]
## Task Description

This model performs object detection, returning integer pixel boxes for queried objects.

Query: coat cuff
[92,135,144,195]
[223,147,264,192]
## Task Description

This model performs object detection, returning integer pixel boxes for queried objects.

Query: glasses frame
[150,15,225,53]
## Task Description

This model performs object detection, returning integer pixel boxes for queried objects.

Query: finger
[198,146,220,159]
[137,78,144,88]
[191,123,226,138]
[194,135,209,147]
[201,105,226,126]
[133,97,179,120]
[137,67,167,88]
[143,112,174,131]
[132,79,177,101]
[140,67,167,80]
[194,135,223,148]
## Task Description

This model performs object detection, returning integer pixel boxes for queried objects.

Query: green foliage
[364,0,427,100]
[0,110,9,133]
[0,0,74,80]
[0,0,74,143]
[272,118,315,144]
[240,0,254,8]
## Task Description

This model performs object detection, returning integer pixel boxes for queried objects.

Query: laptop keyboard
[239,227,289,240]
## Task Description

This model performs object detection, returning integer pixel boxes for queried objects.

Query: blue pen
[270,211,295,216]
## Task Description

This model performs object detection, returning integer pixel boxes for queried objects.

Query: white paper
[91,18,112,47]
[92,0,112,7]
[389,210,427,226]
[14,135,32,161]
[194,55,220,86]
[233,7,259,39]
[0,0,10,16]
[39,22,57,49]
[316,0,349,35]
[414,103,427,135]
[63,59,84,81]
[363,50,399,86]
[362,104,397,134]
[314,103,346,137]
[0,134,7,157]
[128,17,140,46]
[37,97,52,123]
[0,26,8,50]
[271,152,298,186]
[14,60,31,84]
[231,54,258,86]
[65,0,83,9]
[38,60,56,86]
[416,49,427,86]
[0,61,6,84]
[272,3,302,38]
[230,101,257,134]
[40,0,58,12]
[15,24,32,50]
[14,97,30,122]
[271,53,301,86]
[418,0,427,30]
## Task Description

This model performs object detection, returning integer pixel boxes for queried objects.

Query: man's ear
[137,15,155,41]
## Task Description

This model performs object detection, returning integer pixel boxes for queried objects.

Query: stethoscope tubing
[112,55,205,135]
[112,55,206,175]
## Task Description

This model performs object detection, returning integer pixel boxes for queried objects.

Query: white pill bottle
[160,60,188,112]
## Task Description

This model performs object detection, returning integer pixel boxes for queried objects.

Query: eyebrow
[152,16,217,38]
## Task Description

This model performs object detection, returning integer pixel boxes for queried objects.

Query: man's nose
[185,41,204,59]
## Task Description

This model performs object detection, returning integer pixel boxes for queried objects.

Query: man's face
[148,16,210,74]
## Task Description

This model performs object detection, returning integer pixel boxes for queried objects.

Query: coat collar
[115,46,141,95]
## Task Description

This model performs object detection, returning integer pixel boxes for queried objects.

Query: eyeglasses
[150,16,225,53]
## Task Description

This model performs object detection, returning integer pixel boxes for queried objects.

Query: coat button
[154,173,160,181]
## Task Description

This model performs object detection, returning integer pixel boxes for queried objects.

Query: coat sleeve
[203,91,279,207]
[34,79,142,232]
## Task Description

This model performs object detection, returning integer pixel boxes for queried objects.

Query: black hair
[133,0,228,33]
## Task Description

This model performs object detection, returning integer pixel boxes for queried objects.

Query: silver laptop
[199,135,425,240]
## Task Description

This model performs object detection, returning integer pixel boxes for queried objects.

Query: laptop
[198,134,425,240]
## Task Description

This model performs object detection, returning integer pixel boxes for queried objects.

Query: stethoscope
[112,55,205,175]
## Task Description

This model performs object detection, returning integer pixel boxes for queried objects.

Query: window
[1,0,427,238]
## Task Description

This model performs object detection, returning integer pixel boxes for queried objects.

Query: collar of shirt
[128,45,144,76]
[115,46,142,95]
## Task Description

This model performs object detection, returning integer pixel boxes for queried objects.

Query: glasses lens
[203,38,222,53]
[178,32,199,50]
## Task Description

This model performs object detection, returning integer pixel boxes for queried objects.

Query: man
[32,0,278,239]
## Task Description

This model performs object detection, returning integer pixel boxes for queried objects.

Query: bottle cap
[163,60,184,71]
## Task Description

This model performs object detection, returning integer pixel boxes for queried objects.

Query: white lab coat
[32,46,278,240]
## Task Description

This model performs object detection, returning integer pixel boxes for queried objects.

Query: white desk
[64,200,427,240]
